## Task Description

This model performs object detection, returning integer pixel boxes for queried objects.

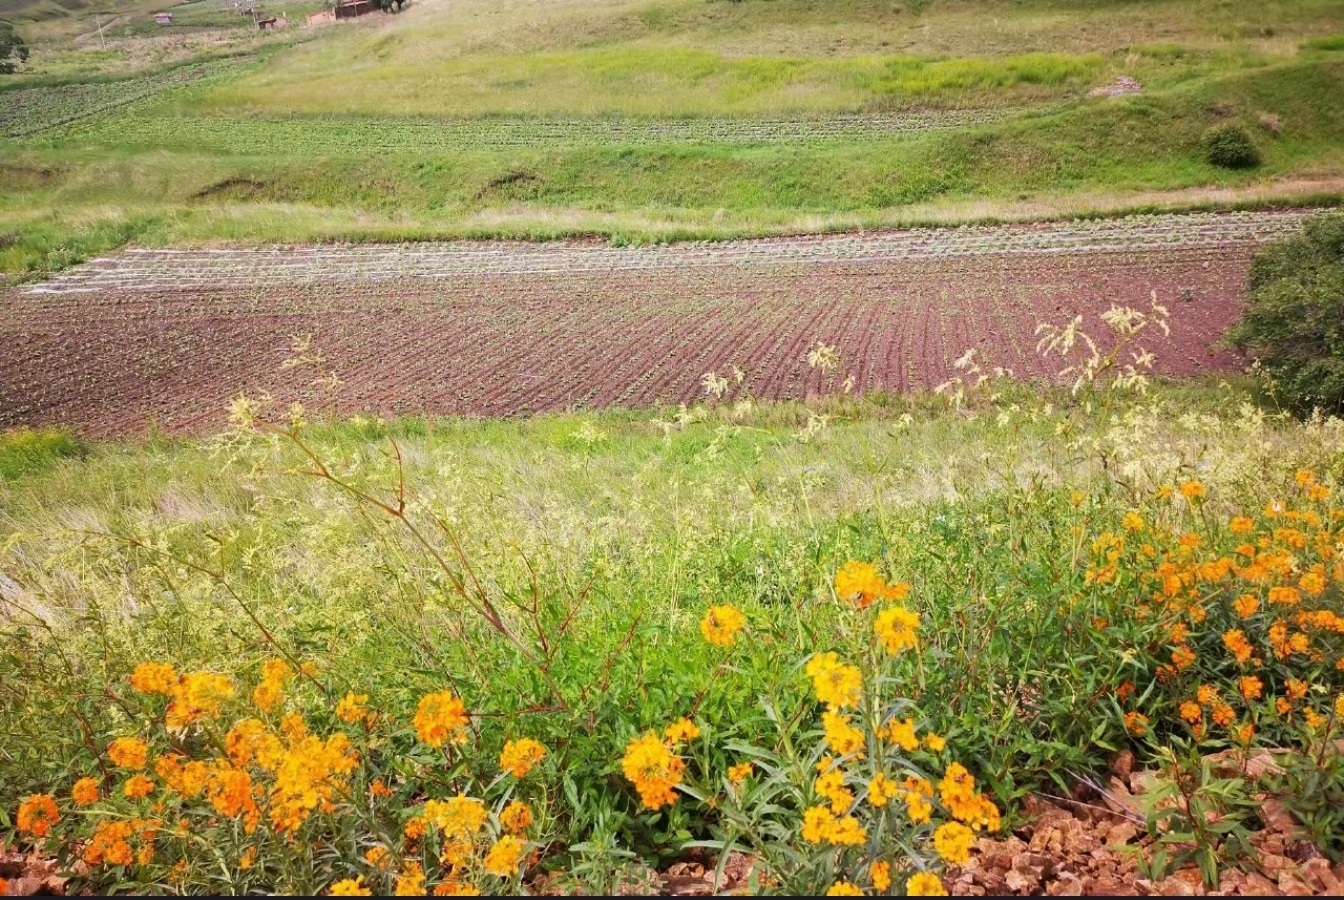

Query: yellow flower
[826,883,863,896]
[816,768,853,814]
[904,792,933,824]
[907,872,949,896]
[395,862,426,896]
[1179,480,1205,499]
[871,861,891,892]
[16,794,59,837]
[500,800,533,833]
[883,717,919,752]
[424,794,488,838]
[835,560,885,606]
[1122,511,1144,532]
[123,775,155,799]
[108,737,149,770]
[700,605,746,647]
[165,672,235,732]
[826,814,867,846]
[727,762,753,788]
[71,777,100,806]
[933,821,974,865]
[621,732,685,811]
[822,711,865,757]
[269,733,359,832]
[499,738,548,777]
[802,805,836,844]
[664,718,701,745]
[130,662,179,695]
[329,878,372,896]
[868,772,899,808]
[365,846,393,870]
[434,883,481,896]
[805,652,862,710]
[1230,516,1254,534]
[335,692,370,724]
[483,835,526,878]
[252,659,293,713]
[414,691,470,749]
[874,605,920,654]
[924,732,947,752]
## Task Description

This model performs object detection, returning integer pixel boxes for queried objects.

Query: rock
[1300,858,1339,892]
[1005,869,1037,893]
[1240,872,1282,896]
[1258,798,1298,837]
[1275,873,1314,896]
[1106,822,1140,848]
[1112,750,1137,781]
[1104,776,1144,818]
[1049,874,1086,896]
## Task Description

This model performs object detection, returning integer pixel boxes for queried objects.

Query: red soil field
[0,212,1314,436]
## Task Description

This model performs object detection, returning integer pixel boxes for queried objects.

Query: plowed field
[0,211,1318,436]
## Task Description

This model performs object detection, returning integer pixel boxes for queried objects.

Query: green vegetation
[2,0,1344,278]
[1229,214,1344,414]
[1204,122,1262,169]
[2,374,1343,892]
[0,425,83,480]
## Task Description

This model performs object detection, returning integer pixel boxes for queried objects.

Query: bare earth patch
[0,211,1321,436]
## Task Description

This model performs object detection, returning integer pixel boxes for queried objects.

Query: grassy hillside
[3,0,1344,277]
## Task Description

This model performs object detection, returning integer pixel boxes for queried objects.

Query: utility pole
[94,13,106,51]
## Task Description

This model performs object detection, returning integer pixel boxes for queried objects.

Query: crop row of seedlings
[43,107,1022,152]
[2,60,242,139]
[3,247,1254,435]
[26,210,1316,296]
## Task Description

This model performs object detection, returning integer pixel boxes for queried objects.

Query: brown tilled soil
[0,211,1320,436]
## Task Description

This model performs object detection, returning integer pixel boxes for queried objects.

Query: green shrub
[0,427,85,480]
[1228,215,1344,414]
[1203,123,1261,169]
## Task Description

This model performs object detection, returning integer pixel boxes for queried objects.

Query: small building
[258,16,285,29]
[153,12,174,24]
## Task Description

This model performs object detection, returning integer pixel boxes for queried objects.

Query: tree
[1227,215,1344,415]
[370,0,407,10]
[0,22,29,75]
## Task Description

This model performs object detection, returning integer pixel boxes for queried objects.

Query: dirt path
[0,210,1322,436]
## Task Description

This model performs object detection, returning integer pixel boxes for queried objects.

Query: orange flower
[499,738,548,777]
[1240,676,1263,700]
[130,662,179,695]
[664,718,701,746]
[621,732,685,811]
[16,794,59,838]
[335,692,370,724]
[1124,711,1148,736]
[700,605,746,646]
[414,691,469,749]
[123,775,155,799]
[71,777,100,806]
[483,836,526,878]
[500,800,533,833]
[108,736,149,770]
[1233,594,1259,619]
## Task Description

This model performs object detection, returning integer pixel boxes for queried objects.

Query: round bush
[1203,123,1261,169]
[1227,215,1344,414]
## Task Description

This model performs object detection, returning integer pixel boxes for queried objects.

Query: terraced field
[0,210,1320,435]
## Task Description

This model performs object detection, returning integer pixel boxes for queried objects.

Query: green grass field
[3,0,1344,277]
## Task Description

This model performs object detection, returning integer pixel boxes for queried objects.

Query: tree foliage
[0,22,30,75]
[1228,215,1344,415]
